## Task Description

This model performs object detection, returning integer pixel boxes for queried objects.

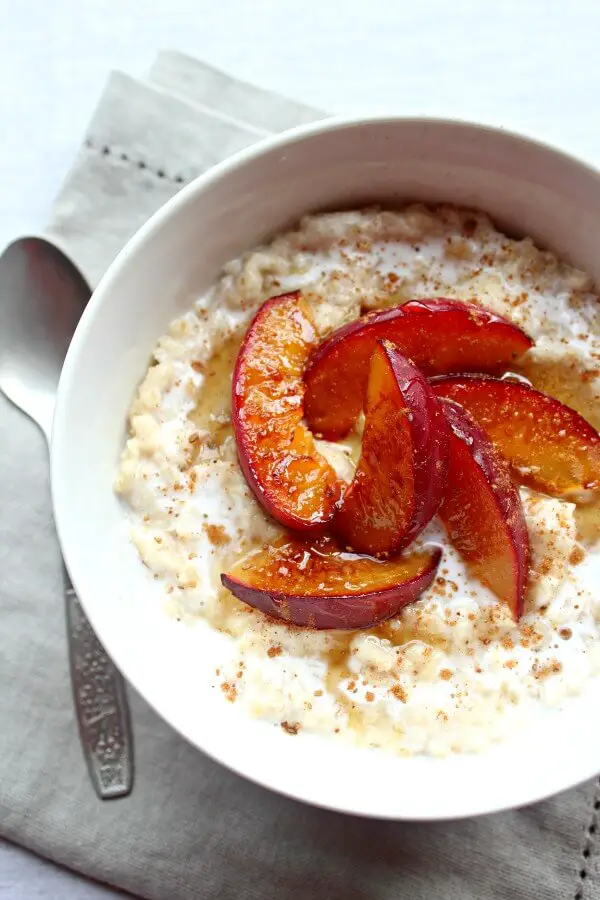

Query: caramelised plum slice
[431,375,600,499]
[232,291,340,532]
[304,299,533,439]
[438,399,530,619]
[334,341,449,556]
[221,536,441,630]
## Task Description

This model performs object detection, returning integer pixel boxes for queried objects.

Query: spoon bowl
[0,237,88,441]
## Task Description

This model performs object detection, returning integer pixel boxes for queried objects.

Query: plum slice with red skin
[333,340,449,556]
[221,536,441,630]
[431,374,600,499]
[232,291,340,532]
[304,298,533,440]
[438,399,530,619]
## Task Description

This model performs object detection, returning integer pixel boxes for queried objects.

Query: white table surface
[1,0,600,896]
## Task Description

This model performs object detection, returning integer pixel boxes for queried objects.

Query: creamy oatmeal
[116,205,600,756]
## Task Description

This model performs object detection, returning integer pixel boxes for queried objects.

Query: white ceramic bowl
[52,117,600,820]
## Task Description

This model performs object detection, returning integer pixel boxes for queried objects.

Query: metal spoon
[0,236,133,799]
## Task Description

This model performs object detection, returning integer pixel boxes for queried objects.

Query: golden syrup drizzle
[516,355,600,430]
[323,632,353,669]
[188,330,244,446]
[574,499,600,547]
[371,619,449,658]
[372,619,424,647]
[324,633,364,729]
[515,354,600,546]
[372,618,423,646]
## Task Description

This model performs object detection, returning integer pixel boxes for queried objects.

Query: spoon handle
[64,566,134,799]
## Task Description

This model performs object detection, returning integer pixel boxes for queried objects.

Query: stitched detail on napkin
[83,138,189,187]
[45,72,267,288]
[575,778,600,899]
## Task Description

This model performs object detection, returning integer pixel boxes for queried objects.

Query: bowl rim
[51,114,600,820]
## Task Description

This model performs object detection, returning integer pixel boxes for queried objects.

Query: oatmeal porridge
[116,205,600,756]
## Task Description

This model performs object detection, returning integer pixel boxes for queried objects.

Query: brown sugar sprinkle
[203,523,231,546]
[389,685,407,703]
[267,644,283,658]
[537,557,553,576]
[191,361,205,373]
[365,692,375,703]
[510,291,529,308]
[532,659,562,680]
[220,682,237,703]
[582,368,600,383]
[501,635,515,651]
[559,627,573,640]
[436,710,449,723]
[445,239,471,261]
[347,680,357,693]
[520,624,543,646]
[439,669,453,681]
[569,546,586,566]
[314,690,323,697]
[504,660,517,670]
[281,721,300,736]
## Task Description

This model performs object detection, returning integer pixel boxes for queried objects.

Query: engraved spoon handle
[64,566,134,799]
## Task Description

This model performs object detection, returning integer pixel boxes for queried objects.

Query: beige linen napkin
[0,50,599,900]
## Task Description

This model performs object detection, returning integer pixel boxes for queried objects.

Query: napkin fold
[1,49,598,900]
